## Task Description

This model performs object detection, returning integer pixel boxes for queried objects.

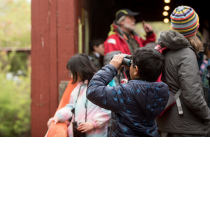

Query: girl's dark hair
[66,53,97,84]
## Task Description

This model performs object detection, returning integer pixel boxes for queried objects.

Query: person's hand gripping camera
[47,116,94,134]
[110,53,139,81]
[110,54,131,82]
[110,54,125,70]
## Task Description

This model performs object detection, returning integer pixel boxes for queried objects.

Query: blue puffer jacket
[86,64,169,137]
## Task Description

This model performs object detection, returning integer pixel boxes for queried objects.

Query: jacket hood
[158,30,191,50]
[129,80,169,117]
[108,21,139,38]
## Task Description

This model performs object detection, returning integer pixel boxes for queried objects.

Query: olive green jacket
[89,53,102,70]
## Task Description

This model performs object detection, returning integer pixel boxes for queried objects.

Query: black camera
[111,54,132,67]
[71,108,86,137]
[72,121,86,137]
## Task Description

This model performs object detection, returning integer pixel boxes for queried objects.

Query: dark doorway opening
[89,0,210,41]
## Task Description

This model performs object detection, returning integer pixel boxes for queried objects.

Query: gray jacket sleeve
[177,48,210,121]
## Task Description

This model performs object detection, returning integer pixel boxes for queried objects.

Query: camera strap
[154,44,168,53]
[154,44,183,115]
[72,84,88,123]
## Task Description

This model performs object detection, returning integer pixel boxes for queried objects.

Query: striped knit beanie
[170,6,199,37]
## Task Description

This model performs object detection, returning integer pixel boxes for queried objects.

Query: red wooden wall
[31,0,87,137]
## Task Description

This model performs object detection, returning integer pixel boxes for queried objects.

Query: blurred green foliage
[0,0,31,137]
[0,0,31,47]
[10,52,28,74]
[0,71,31,137]
[0,50,28,75]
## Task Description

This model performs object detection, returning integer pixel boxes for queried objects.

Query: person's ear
[93,45,98,52]
[134,65,139,76]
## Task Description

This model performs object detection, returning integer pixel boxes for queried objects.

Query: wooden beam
[31,0,83,136]
[49,0,58,118]
[57,0,78,84]
[31,0,54,136]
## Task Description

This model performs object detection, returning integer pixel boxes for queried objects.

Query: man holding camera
[104,9,156,55]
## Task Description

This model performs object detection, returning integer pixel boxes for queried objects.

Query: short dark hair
[66,53,97,84]
[89,38,104,52]
[133,47,165,82]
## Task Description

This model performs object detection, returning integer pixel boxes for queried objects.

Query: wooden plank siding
[49,0,58,118]
[31,0,51,137]
[57,0,77,84]
[31,0,89,136]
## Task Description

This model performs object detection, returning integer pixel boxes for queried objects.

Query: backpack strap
[72,84,88,122]
[172,46,197,115]
[154,44,168,53]
[154,44,183,115]
[174,89,183,115]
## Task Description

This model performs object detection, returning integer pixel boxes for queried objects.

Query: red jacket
[104,22,156,55]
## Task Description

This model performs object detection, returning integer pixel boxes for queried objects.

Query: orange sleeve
[45,80,77,137]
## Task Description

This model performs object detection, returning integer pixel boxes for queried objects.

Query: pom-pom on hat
[170,6,199,37]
